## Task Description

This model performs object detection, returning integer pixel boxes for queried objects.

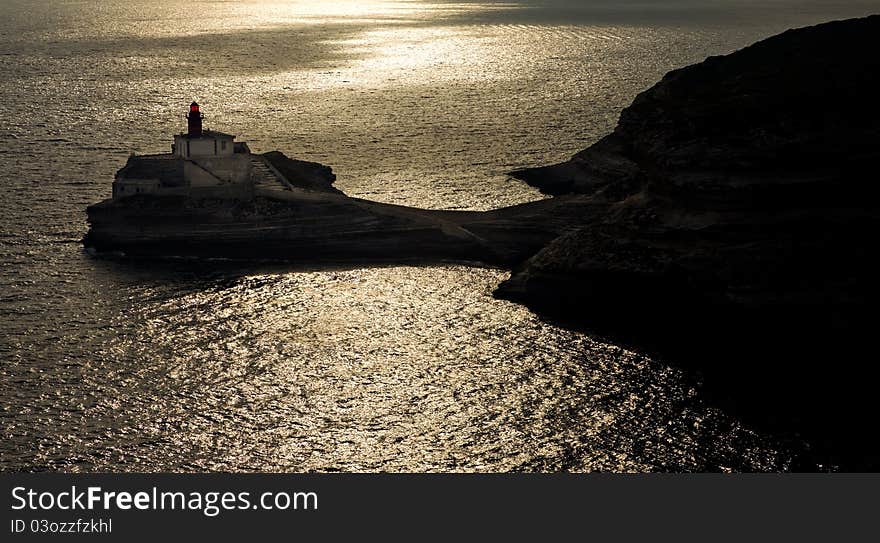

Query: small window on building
[221,140,228,151]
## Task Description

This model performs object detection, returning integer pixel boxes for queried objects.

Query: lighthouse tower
[113,102,253,199]
[187,102,203,137]
[172,102,237,159]
[171,102,252,187]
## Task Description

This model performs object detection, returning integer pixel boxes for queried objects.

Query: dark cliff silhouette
[498,15,880,469]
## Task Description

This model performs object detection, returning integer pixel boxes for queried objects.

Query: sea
[2,0,877,472]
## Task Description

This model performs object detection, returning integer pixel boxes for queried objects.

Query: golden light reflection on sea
[4,0,876,471]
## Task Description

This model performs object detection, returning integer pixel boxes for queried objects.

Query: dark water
[2,0,876,472]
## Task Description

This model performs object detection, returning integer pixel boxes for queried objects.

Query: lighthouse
[173,103,237,159]
[187,101,203,137]
[112,103,254,199]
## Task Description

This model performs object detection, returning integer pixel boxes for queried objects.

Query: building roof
[116,154,185,187]
[176,129,235,140]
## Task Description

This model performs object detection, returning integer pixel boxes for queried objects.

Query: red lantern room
[187,101,203,138]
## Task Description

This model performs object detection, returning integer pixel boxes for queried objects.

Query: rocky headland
[498,15,880,469]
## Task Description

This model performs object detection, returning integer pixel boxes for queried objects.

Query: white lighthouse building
[113,102,253,198]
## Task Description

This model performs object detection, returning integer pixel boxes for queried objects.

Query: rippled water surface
[3,0,877,471]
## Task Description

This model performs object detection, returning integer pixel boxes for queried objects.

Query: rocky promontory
[85,151,593,266]
[498,15,880,468]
